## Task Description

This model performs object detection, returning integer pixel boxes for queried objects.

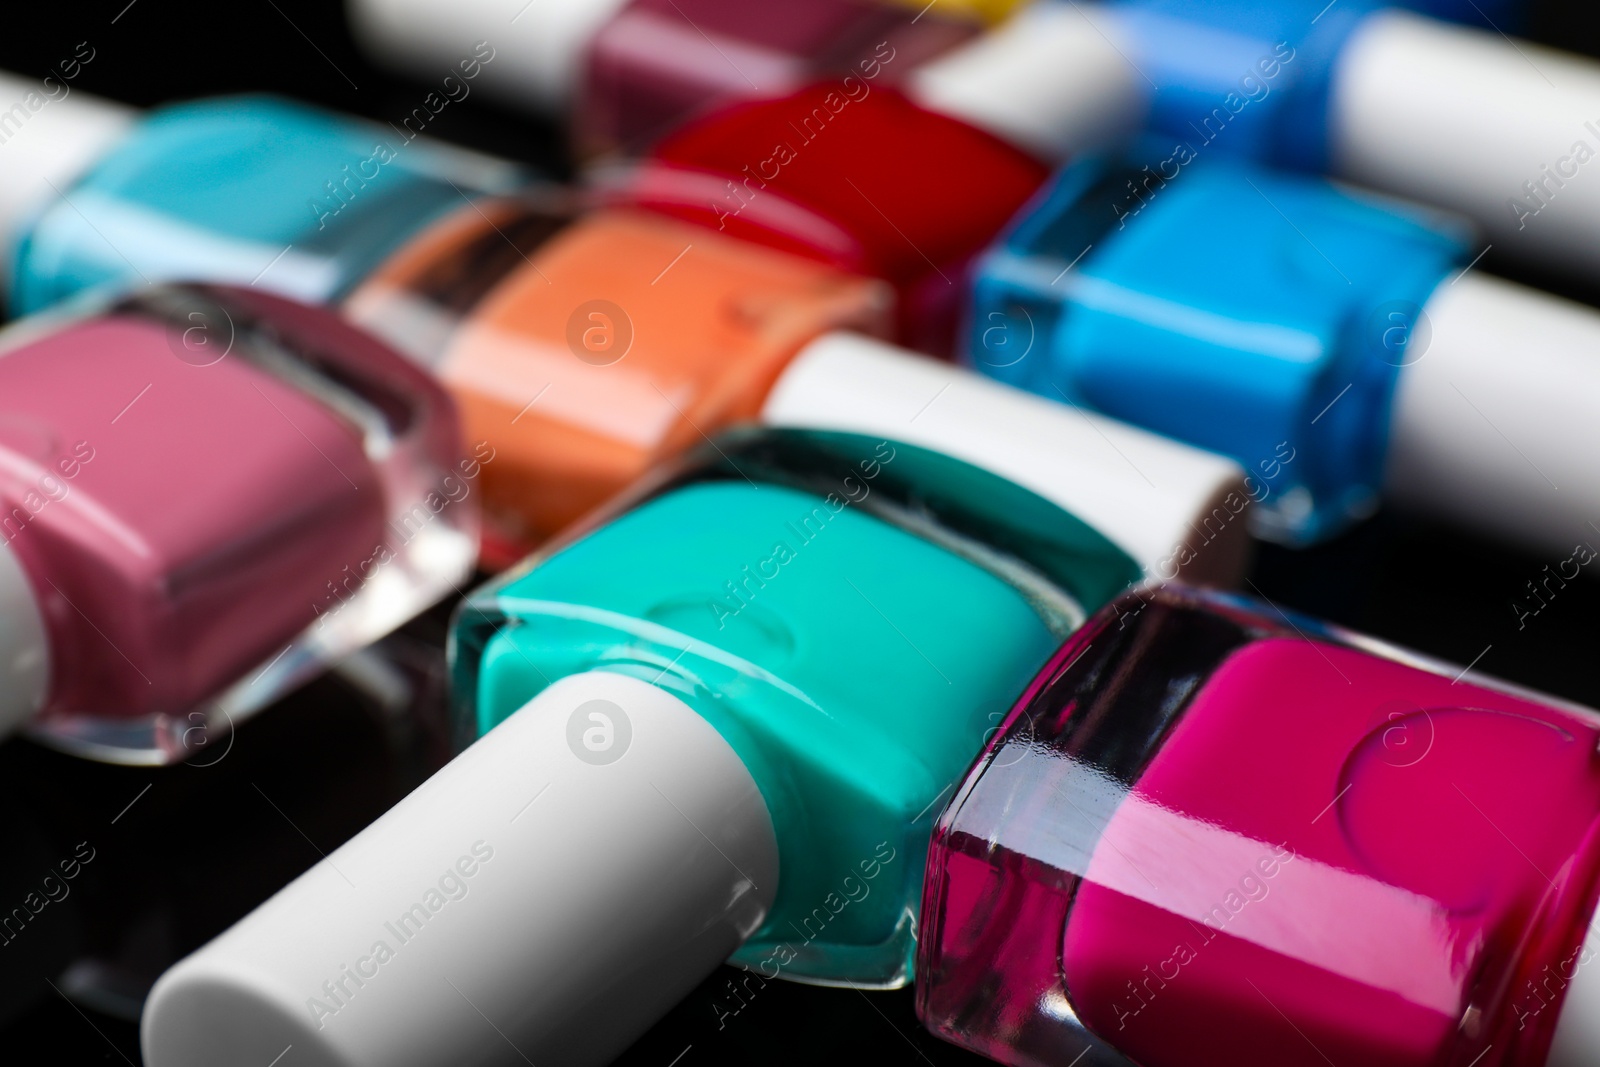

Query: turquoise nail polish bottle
[10,95,521,314]
[452,428,1141,986]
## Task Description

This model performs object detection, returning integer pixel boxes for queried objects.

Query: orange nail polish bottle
[348,199,892,564]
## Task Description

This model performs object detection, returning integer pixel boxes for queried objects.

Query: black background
[3,0,1600,1063]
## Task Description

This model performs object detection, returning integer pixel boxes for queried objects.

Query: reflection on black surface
[0,623,451,1062]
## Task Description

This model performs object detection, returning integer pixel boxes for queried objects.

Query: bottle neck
[342,192,577,371]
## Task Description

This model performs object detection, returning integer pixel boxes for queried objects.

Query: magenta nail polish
[0,285,475,763]
[919,584,1600,1067]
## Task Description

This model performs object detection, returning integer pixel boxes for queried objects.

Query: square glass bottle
[920,584,1600,1067]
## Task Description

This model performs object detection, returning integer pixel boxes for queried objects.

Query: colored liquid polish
[8,94,523,316]
[139,375,1252,1066]
[965,143,1600,557]
[347,0,980,155]
[0,284,474,763]
[458,437,1108,981]
[345,201,891,560]
[618,83,1049,352]
[918,583,1600,1066]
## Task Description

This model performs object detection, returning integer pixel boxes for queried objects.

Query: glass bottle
[614,82,1048,352]
[343,197,891,563]
[919,582,1600,1067]
[965,141,1600,560]
[9,94,524,316]
[894,0,1587,290]
[0,283,475,763]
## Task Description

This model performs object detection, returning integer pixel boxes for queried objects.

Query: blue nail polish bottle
[1100,0,1520,177]
[1109,0,1372,175]
[965,144,1467,545]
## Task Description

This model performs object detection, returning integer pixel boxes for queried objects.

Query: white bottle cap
[1547,910,1600,1066]
[1331,11,1600,283]
[344,0,629,115]
[763,332,1252,586]
[906,0,1147,162]
[0,536,49,737]
[1388,272,1600,560]
[0,72,135,293]
[142,671,778,1067]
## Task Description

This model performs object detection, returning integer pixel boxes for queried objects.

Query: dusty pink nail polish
[0,285,475,764]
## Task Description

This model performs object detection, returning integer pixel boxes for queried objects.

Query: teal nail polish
[11,95,520,314]
[453,428,1141,986]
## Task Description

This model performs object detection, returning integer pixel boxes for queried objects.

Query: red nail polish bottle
[616,82,1049,352]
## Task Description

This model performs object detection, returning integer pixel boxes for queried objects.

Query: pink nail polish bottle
[0,285,476,764]
[919,583,1600,1067]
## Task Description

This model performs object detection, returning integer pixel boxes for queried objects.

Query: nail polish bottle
[344,197,894,563]
[4,87,524,317]
[346,0,982,155]
[612,82,1049,352]
[0,283,474,763]
[918,582,1600,1067]
[909,0,1590,285]
[965,142,1600,556]
[138,349,1252,1067]
[0,69,135,310]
